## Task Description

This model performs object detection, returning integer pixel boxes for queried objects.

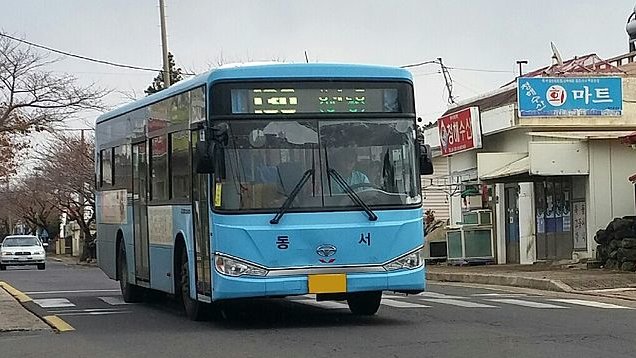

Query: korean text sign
[438,107,482,156]
[518,77,622,117]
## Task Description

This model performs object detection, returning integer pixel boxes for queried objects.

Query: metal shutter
[421,156,450,222]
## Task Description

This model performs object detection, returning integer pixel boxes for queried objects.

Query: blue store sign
[517,77,622,117]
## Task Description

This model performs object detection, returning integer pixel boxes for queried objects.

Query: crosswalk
[30,291,636,316]
[288,292,636,311]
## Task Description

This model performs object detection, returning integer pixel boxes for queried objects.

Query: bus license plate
[308,274,347,294]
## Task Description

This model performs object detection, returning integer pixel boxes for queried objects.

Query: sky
[2,0,636,128]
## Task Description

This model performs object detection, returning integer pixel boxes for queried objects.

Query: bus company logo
[316,244,337,263]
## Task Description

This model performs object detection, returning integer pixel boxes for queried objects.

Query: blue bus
[95,63,433,320]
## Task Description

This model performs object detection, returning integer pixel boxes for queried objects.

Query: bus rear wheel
[180,249,205,321]
[118,245,143,303]
[347,291,382,315]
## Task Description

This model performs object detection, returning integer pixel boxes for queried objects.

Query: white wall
[587,140,636,258]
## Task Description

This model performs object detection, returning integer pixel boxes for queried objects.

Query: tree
[35,132,95,261]
[0,35,108,177]
[144,52,183,95]
[1,175,60,238]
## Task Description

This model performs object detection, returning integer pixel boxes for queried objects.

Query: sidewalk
[427,263,636,301]
[0,282,51,333]
[48,253,97,267]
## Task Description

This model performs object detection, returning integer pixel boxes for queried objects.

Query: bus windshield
[214,118,421,211]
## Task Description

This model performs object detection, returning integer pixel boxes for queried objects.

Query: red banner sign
[437,107,482,156]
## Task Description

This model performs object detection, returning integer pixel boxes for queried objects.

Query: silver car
[0,235,47,270]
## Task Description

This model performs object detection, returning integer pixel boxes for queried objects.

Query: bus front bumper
[212,265,425,301]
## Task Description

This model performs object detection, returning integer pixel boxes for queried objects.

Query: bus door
[192,130,211,299]
[132,141,150,282]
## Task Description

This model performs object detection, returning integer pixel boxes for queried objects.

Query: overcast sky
[3,0,636,127]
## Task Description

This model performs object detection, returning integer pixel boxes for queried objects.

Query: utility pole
[437,57,456,105]
[159,0,171,88]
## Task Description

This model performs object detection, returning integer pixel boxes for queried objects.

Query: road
[1,260,636,358]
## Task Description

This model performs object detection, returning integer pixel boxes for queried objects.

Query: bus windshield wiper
[327,168,378,221]
[270,169,314,225]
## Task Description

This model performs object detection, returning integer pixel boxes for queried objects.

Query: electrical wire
[0,32,196,76]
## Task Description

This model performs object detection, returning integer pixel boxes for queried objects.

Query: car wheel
[0,264,6,271]
[37,263,45,270]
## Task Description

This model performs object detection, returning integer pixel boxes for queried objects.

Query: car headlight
[1,251,12,256]
[215,255,268,277]
[383,249,423,271]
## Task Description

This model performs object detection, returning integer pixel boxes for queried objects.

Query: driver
[330,149,370,192]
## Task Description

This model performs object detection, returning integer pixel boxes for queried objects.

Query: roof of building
[440,53,628,117]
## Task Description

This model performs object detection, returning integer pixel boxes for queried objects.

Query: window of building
[170,131,190,199]
[100,148,113,187]
[151,135,168,201]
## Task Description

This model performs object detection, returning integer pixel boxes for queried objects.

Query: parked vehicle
[0,235,47,270]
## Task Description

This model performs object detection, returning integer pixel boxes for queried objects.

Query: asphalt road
[1,260,636,358]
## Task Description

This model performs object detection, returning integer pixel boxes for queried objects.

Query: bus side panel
[96,196,134,281]
[147,205,194,295]
[149,244,173,293]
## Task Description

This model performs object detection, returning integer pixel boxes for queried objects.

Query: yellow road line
[0,281,32,302]
[43,315,75,332]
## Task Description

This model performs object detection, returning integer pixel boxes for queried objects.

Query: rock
[612,218,633,232]
[609,240,620,250]
[595,229,610,244]
[622,238,636,249]
[620,261,636,272]
[618,248,636,261]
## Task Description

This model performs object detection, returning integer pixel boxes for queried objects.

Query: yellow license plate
[308,274,347,294]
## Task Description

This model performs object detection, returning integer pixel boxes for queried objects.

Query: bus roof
[96,63,412,123]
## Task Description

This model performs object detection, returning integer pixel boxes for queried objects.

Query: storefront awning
[529,131,635,140]
[480,156,529,181]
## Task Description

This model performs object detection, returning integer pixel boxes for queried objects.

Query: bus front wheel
[180,249,205,321]
[347,291,382,315]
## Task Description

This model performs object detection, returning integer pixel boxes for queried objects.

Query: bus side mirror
[418,144,434,175]
[195,141,215,174]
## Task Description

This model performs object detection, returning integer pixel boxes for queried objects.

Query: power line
[448,66,514,74]
[0,32,196,76]
[401,59,514,74]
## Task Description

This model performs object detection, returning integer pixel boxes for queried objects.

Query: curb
[0,281,75,333]
[427,272,574,293]
[426,271,636,302]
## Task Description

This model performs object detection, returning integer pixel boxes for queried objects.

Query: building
[423,51,636,265]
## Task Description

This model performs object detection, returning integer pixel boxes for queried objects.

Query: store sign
[437,107,482,156]
[518,77,622,117]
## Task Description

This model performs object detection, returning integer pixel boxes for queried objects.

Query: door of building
[535,178,573,260]
[505,185,520,264]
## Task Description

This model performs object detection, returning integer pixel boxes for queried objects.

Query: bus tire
[180,248,205,321]
[118,245,143,303]
[346,291,382,315]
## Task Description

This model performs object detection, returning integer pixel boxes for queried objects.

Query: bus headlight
[383,249,423,271]
[215,255,268,277]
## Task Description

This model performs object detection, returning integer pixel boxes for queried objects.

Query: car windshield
[212,118,420,211]
[2,237,40,247]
